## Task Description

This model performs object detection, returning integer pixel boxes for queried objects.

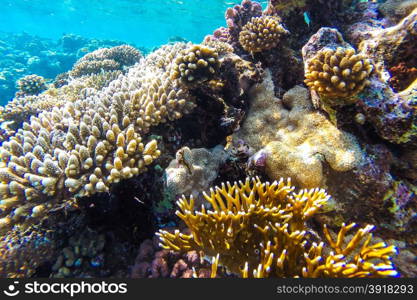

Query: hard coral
[0,47,195,232]
[238,16,289,53]
[304,47,374,100]
[0,226,55,278]
[131,237,224,278]
[70,45,142,77]
[16,74,47,97]
[157,177,398,278]
[171,44,220,84]
[234,72,361,188]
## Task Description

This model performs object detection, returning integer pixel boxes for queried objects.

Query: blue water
[0,0,268,49]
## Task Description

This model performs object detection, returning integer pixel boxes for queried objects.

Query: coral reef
[158,177,398,278]
[379,0,417,23]
[0,45,195,232]
[51,229,106,278]
[164,145,228,208]
[205,0,263,51]
[16,75,47,97]
[131,236,225,278]
[0,32,129,103]
[171,44,220,84]
[304,47,373,100]
[234,72,361,188]
[238,16,289,53]
[70,45,142,77]
[0,226,55,278]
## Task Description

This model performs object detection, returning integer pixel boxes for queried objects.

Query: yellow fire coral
[157,177,398,278]
[0,45,195,232]
[171,44,220,84]
[238,16,288,53]
[304,47,374,100]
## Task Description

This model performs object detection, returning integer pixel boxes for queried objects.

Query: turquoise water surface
[0,0,268,48]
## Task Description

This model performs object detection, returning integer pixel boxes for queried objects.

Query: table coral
[0,44,196,232]
[157,177,398,278]
[238,16,289,53]
[233,71,361,188]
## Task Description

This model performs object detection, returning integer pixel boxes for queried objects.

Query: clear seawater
[0,0,268,49]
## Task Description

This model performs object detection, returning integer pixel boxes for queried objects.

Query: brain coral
[171,44,220,84]
[304,47,374,100]
[234,71,362,188]
[0,44,195,232]
[238,16,289,53]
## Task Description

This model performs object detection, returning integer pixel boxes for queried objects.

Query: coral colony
[1,0,417,278]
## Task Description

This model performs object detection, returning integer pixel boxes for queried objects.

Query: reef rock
[164,145,228,205]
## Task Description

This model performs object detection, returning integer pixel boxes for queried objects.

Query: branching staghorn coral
[304,47,374,101]
[70,45,142,77]
[0,47,196,232]
[239,16,289,53]
[171,44,220,84]
[157,177,398,278]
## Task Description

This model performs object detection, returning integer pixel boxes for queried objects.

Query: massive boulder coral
[234,72,361,188]
[157,177,398,278]
[0,45,195,232]
[238,16,289,53]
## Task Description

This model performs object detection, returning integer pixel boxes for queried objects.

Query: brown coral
[0,47,195,232]
[238,16,288,53]
[304,47,374,100]
[70,45,142,77]
[171,44,220,84]
[157,177,398,278]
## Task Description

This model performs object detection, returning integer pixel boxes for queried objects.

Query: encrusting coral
[157,177,398,278]
[304,47,374,101]
[238,16,289,53]
[0,43,196,232]
[171,44,220,84]
[16,74,47,97]
[233,72,361,188]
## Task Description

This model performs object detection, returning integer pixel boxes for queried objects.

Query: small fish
[303,11,311,27]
